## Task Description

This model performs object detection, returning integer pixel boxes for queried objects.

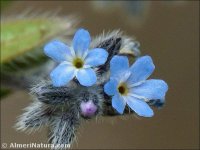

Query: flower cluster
[44,28,168,117]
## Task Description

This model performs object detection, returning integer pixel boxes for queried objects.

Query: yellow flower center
[118,83,129,96]
[73,58,84,69]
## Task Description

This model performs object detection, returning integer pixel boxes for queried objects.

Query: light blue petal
[73,28,91,58]
[44,40,72,62]
[50,63,75,87]
[110,56,129,77]
[115,70,131,83]
[76,68,97,86]
[104,79,118,96]
[112,94,126,114]
[126,96,154,117]
[85,48,108,67]
[132,79,168,100]
[128,56,155,84]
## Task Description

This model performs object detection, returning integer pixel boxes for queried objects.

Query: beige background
[1,1,199,149]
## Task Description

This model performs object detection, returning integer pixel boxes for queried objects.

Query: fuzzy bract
[44,28,108,87]
[104,55,168,117]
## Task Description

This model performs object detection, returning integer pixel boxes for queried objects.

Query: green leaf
[1,18,63,63]
[1,17,74,73]
[0,17,75,90]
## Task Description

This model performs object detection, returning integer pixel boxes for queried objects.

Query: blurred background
[1,1,199,149]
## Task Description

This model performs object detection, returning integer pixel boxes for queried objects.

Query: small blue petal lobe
[132,79,168,100]
[76,68,97,86]
[50,63,75,87]
[104,79,118,96]
[110,56,129,77]
[73,28,91,57]
[112,94,126,114]
[85,48,108,67]
[126,96,154,117]
[44,40,72,62]
[128,56,155,84]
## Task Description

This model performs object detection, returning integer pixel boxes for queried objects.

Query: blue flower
[104,55,168,117]
[44,28,108,87]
